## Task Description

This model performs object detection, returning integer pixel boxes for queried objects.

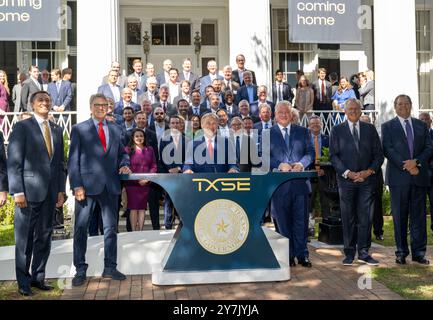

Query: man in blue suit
[199,60,223,96]
[382,95,433,265]
[419,112,433,232]
[47,69,73,111]
[236,71,258,105]
[68,93,131,286]
[113,87,141,116]
[330,99,384,266]
[97,70,122,103]
[183,113,238,173]
[8,91,66,296]
[269,101,315,267]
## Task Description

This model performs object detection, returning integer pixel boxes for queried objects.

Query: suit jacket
[183,136,238,173]
[20,78,42,112]
[199,74,224,96]
[172,95,192,108]
[382,117,433,187]
[329,121,384,186]
[128,72,146,92]
[159,133,190,173]
[152,101,178,117]
[250,99,275,120]
[0,132,8,192]
[178,72,200,92]
[7,117,66,202]
[225,104,240,119]
[113,100,141,116]
[236,85,258,105]
[230,134,258,172]
[188,105,209,117]
[272,82,294,104]
[47,80,73,110]
[97,84,121,103]
[101,74,127,88]
[68,118,130,195]
[269,124,315,194]
[232,69,257,86]
[156,73,168,88]
[311,79,333,108]
[221,79,240,93]
[358,80,375,106]
[140,90,159,105]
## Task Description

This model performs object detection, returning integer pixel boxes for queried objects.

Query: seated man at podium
[269,101,315,268]
[183,113,239,173]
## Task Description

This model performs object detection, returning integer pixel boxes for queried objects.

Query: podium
[121,171,317,285]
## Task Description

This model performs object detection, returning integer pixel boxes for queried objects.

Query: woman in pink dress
[0,70,10,132]
[125,128,157,231]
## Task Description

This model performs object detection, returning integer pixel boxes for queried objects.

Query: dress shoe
[412,256,430,265]
[18,287,33,296]
[297,257,312,268]
[102,269,127,280]
[375,235,384,241]
[357,255,379,266]
[31,281,54,291]
[289,257,296,267]
[72,274,87,287]
[342,256,354,266]
[395,256,406,265]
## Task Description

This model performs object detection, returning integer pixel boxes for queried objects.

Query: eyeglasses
[155,112,164,115]
[93,103,109,108]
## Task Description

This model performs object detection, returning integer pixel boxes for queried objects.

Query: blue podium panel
[121,172,317,272]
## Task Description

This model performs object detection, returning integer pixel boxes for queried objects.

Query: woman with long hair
[331,77,356,123]
[0,70,10,131]
[124,128,157,231]
[294,75,314,120]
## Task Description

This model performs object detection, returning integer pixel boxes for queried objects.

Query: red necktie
[207,139,214,158]
[98,122,107,152]
[321,81,325,102]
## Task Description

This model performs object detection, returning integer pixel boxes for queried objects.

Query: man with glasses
[69,93,131,286]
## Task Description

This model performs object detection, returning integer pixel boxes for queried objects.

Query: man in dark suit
[113,88,141,116]
[250,85,275,119]
[68,93,131,286]
[141,76,159,105]
[311,68,333,112]
[20,65,42,112]
[330,99,384,266]
[269,101,315,267]
[160,115,190,229]
[199,60,224,96]
[307,115,330,232]
[129,59,147,92]
[8,91,66,296]
[224,90,239,119]
[188,89,208,117]
[236,71,257,105]
[151,85,177,117]
[156,59,173,88]
[419,112,433,232]
[178,58,199,92]
[272,69,294,105]
[47,69,73,111]
[97,70,122,103]
[382,95,433,265]
[231,54,257,86]
[183,113,238,173]
[230,116,258,172]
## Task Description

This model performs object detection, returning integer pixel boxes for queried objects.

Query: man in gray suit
[358,70,375,110]
[20,66,42,112]
[8,91,66,296]
[101,61,127,88]
[178,58,199,92]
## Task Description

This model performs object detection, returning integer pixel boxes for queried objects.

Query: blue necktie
[265,123,269,130]
[405,119,414,158]
[352,122,360,152]
[283,127,290,152]
[236,136,241,163]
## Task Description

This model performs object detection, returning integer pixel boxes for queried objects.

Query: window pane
[152,24,164,45]
[32,52,51,71]
[165,24,177,45]
[179,24,191,45]
[126,22,142,45]
[201,23,215,45]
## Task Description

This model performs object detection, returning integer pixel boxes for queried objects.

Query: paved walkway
[60,244,415,300]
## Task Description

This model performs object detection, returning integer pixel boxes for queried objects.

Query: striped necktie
[43,121,53,158]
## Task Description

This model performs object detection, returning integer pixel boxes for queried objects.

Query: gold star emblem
[216,218,229,233]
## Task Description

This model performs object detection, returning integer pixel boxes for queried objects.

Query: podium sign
[121,172,317,273]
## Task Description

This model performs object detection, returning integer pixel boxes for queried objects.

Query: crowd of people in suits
[1,54,432,296]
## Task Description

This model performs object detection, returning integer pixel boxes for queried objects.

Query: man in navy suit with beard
[382,95,433,265]
[269,101,315,268]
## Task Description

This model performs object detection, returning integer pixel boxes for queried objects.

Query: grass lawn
[0,280,63,300]
[372,266,433,300]
[0,225,14,247]
[371,216,433,247]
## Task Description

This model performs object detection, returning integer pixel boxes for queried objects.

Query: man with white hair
[126,75,144,104]
[221,65,240,94]
[141,76,159,105]
[113,87,141,116]
[156,59,173,87]
[199,60,223,96]
[178,58,199,92]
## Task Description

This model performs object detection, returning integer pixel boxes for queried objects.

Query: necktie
[98,121,107,152]
[321,80,325,102]
[207,138,214,159]
[314,135,319,162]
[173,135,179,149]
[162,102,167,112]
[352,123,360,152]
[43,121,53,158]
[405,119,414,158]
[283,127,290,152]
[265,122,269,130]
[56,81,61,93]
[236,136,241,163]
[194,107,199,115]
[279,83,283,102]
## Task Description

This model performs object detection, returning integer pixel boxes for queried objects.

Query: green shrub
[0,195,15,226]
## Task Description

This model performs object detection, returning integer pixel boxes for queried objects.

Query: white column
[77,0,120,123]
[229,0,272,91]
[374,0,418,122]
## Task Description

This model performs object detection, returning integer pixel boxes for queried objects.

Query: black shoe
[342,256,354,266]
[412,256,430,265]
[30,281,54,291]
[18,287,32,296]
[72,274,87,287]
[297,257,312,268]
[357,255,379,266]
[289,257,296,267]
[102,269,127,281]
[395,256,406,265]
[375,235,384,241]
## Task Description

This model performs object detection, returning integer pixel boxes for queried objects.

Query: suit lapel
[393,117,411,157]
[274,126,290,160]
[31,117,51,159]
[87,118,106,155]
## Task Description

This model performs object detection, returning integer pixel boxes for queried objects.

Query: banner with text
[288,0,362,44]
[0,0,61,41]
